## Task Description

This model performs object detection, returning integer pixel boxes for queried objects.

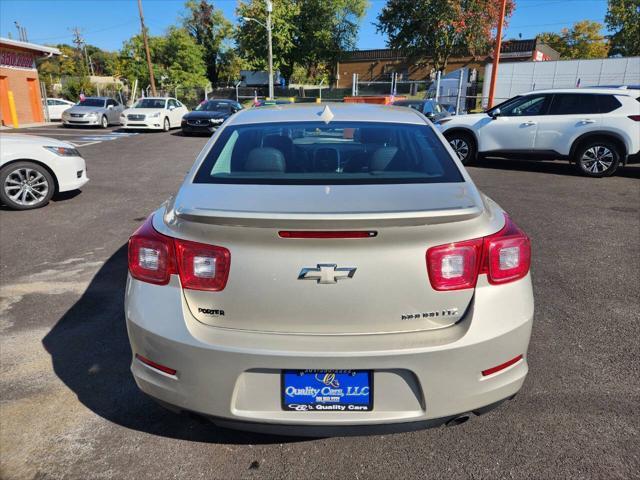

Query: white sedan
[0,134,89,210]
[46,98,75,121]
[120,97,188,131]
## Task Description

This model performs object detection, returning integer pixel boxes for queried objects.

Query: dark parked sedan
[391,99,450,122]
[181,99,242,135]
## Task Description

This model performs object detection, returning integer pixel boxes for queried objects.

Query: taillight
[480,216,531,285]
[174,238,230,291]
[426,239,482,290]
[426,214,530,290]
[128,216,176,285]
[128,215,230,291]
[628,115,640,121]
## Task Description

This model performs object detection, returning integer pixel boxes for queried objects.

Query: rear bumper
[125,274,534,431]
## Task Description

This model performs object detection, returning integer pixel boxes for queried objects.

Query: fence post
[456,70,464,114]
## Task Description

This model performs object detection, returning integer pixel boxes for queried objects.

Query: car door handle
[521,121,537,126]
[580,119,596,124]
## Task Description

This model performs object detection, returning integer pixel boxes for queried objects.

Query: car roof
[83,96,111,100]
[521,87,638,96]
[138,97,172,100]
[227,103,425,126]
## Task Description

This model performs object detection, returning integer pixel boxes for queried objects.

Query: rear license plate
[281,370,372,411]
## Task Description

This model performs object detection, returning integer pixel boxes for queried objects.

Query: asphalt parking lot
[1,125,639,480]
[1,123,139,147]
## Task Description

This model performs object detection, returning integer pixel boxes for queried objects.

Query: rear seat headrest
[244,147,286,172]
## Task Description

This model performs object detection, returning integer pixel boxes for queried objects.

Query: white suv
[438,88,640,177]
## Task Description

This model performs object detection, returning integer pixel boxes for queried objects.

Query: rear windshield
[194,121,463,184]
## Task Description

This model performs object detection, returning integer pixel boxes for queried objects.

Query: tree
[182,0,233,85]
[236,0,300,82]
[539,20,609,59]
[376,0,515,72]
[236,0,367,84]
[606,0,640,56]
[120,27,209,90]
[294,0,367,82]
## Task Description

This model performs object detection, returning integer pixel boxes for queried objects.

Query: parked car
[0,134,88,210]
[125,103,533,435]
[392,99,451,122]
[45,98,75,121]
[61,97,124,128]
[438,88,640,177]
[181,99,242,136]
[120,97,188,131]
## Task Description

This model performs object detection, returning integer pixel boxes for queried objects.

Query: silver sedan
[61,97,124,128]
[125,103,534,435]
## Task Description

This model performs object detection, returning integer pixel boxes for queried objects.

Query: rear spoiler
[173,205,483,228]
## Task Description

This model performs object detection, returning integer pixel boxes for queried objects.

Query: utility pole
[70,27,90,78]
[137,0,157,96]
[266,0,274,100]
[487,0,507,108]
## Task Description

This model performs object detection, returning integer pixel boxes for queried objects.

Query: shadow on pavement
[42,245,304,445]
[473,157,640,179]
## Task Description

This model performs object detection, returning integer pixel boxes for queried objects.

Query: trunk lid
[159,183,500,335]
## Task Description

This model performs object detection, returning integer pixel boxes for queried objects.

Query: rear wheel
[0,161,55,210]
[445,132,476,165]
[100,115,108,129]
[163,117,170,132]
[574,140,620,177]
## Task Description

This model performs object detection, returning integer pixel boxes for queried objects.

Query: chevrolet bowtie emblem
[298,264,356,284]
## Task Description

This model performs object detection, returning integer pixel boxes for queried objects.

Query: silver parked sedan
[125,103,533,435]
[61,97,124,128]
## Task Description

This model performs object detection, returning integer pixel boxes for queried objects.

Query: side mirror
[169,105,176,111]
[490,107,501,119]
[107,105,113,109]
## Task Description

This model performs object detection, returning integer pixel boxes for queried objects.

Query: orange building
[0,37,60,127]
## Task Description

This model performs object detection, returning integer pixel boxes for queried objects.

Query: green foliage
[236,0,367,83]
[120,27,209,89]
[539,20,609,59]
[61,77,95,101]
[606,0,640,56]
[376,0,515,71]
[236,0,300,80]
[182,0,234,84]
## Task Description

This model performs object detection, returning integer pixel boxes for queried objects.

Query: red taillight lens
[628,115,640,121]
[480,215,531,285]
[426,214,531,290]
[128,216,176,285]
[427,239,482,290]
[174,238,230,291]
[128,215,230,291]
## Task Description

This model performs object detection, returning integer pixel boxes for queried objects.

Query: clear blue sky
[0,0,609,52]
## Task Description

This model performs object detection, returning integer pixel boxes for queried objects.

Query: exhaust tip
[445,413,472,427]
